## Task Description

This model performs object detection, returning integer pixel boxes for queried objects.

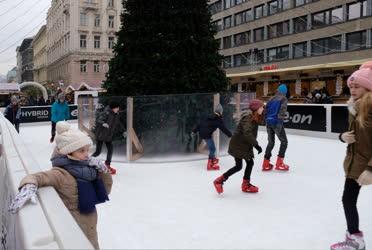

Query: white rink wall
[0,113,93,250]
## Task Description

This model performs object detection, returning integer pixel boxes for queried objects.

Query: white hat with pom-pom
[55,121,92,155]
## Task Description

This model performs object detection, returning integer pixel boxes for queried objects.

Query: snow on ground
[20,122,372,250]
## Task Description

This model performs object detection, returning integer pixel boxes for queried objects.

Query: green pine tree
[104,0,229,96]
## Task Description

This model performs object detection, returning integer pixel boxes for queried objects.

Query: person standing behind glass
[50,93,70,143]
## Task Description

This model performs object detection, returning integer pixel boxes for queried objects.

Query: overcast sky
[0,0,51,76]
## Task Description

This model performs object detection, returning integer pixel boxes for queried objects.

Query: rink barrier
[0,113,94,249]
[77,94,348,161]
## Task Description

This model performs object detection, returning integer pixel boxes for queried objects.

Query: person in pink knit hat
[213,99,264,194]
[331,61,372,250]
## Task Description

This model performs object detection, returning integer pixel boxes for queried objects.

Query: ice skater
[213,99,264,194]
[50,93,70,143]
[192,104,232,170]
[4,95,21,133]
[262,84,290,171]
[9,121,113,250]
[331,62,372,250]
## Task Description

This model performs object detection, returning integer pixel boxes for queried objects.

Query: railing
[0,113,93,249]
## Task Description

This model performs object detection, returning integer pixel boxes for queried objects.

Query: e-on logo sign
[284,112,312,124]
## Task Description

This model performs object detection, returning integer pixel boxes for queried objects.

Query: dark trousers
[51,122,56,138]
[223,158,254,181]
[92,140,114,165]
[342,178,361,234]
[205,138,216,159]
[264,123,288,159]
[14,122,20,133]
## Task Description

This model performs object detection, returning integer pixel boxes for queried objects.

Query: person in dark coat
[213,99,264,194]
[92,101,124,175]
[192,104,232,170]
[4,95,21,133]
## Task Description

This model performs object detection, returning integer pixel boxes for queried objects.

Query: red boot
[105,163,117,175]
[275,157,289,171]
[213,175,225,194]
[207,158,220,171]
[262,159,273,171]
[241,179,259,193]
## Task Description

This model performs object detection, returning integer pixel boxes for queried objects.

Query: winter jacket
[228,110,259,160]
[51,101,70,123]
[19,161,113,249]
[4,104,21,125]
[193,114,232,139]
[265,92,288,126]
[95,106,122,142]
[343,100,372,180]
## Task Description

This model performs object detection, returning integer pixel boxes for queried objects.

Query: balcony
[82,1,98,11]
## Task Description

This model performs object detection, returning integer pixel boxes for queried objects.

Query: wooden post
[77,97,83,131]
[127,97,133,161]
[213,93,220,157]
[88,96,94,130]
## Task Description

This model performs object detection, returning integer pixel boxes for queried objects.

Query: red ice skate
[275,157,289,171]
[105,162,117,175]
[262,159,273,171]
[207,158,220,171]
[241,179,259,193]
[213,175,225,194]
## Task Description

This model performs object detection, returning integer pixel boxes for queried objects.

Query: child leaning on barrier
[9,121,113,250]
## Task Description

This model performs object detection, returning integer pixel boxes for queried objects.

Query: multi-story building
[46,0,122,90]
[16,46,22,83]
[6,67,17,83]
[210,0,372,98]
[19,38,34,82]
[33,25,48,85]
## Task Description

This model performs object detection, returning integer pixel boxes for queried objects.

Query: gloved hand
[88,157,109,173]
[122,131,127,138]
[254,144,262,154]
[340,131,356,144]
[357,170,372,186]
[102,123,109,129]
[9,184,38,214]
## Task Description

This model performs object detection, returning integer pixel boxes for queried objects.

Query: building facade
[16,46,22,83]
[210,0,372,98]
[46,0,122,90]
[33,25,48,85]
[19,38,34,82]
[6,67,17,83]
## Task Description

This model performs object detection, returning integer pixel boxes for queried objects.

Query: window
[347,1,367,20]
[212,19,223,31]
[223,56,232,68]
[94,36,100,49]
[94,61,100,72]
[224,0,231,9]
[234,53,250,67]
[80,13,87,26]
[234,31,250,46]
[268,0,279,15]
[80,35,87,48]
[293,42,307,58]
[94,15,100,27]
[108,16,115,28]
[282,0,291,10]
[223,36,232,49]
[267,45,289,62]
[108,37,115,49]
[216,38,221,49]
[255,5,264,19]
[311,35,342,55]
[245,9,253,22]
[80,61,87,73]
[223,16,232,29]
[268,20,290,39]
[295,0,314,7]
[346,30,367,50]
[253,49,264,64]
[293,16,307,33]
[209,0,222,15]
[235,0,246,5]
[254,27,264,42]
[331,7,343,24]
[108,0,114,7]
[235,11,244,25]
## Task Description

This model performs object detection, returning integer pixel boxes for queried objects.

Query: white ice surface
[19,122,372,250]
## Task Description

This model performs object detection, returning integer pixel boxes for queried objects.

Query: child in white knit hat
[9,121,113,250]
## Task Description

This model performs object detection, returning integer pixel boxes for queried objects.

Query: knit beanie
[109,101,120,109]
[347,61,372,91]
[278,84,288,95]
[55,121,93,155]
[215,104,223,115]
[249,99,264,112]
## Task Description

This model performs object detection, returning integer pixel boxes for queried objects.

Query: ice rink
[20,122,372,250]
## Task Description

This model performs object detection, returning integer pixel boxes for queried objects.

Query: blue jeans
[205,138,216,159]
